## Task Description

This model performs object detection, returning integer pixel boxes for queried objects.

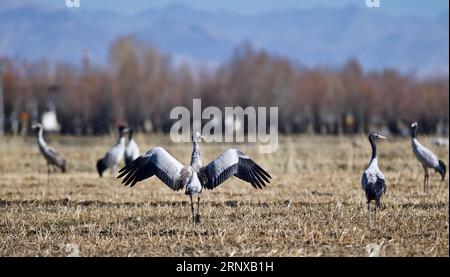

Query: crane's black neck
[369,136,377,160]
[117,128,127,145]
[36,127,47,147]
[191,140,201,166]
[118,126,128,139]
[128,130,134,140]
[37,127,43,138]
[411,126,418,139]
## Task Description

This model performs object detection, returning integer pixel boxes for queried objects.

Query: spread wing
[117,147,184,191]
[198,148,271,190]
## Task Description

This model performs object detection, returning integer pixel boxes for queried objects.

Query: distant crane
[96,125,129,177]
[125,128,140,166]
[410,122,446,193]
[117,132,271,225]
[361,133,387,227]
[32,123,66,179]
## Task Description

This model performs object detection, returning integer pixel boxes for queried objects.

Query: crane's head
[192,131,205,142]
[368,132,387,143]
[117,125,129,136]
[31,122,43,130]
[410,122,419,137]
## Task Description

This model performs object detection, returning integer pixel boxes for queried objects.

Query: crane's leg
[52,165,56,183]
[367,202,371,228]
[195,196,201,224]
[47,162,50,185]
[374,205,377,227]
[189,195,195,226]
[50,165,54,184]
[423,167,429,194]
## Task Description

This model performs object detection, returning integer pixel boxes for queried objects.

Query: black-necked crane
[96,125,129,177]
[125,128,140,166]
[410,122,446,193]
[117,132,271,225]
[361,133,387,227]
[32,123,66,179]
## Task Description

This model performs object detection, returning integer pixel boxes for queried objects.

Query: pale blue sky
[8,0,450,18]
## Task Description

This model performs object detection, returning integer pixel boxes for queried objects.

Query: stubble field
[0,134,448,256]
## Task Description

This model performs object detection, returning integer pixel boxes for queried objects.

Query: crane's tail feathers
[438,160,446,181]
[375,199,382,209]
[60,160,66,173]
[96,159,107,177]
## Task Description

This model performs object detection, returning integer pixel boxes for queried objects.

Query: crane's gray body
[125,130,140,166]
[125,138,140,165]
[103,137,126,169]
[361,157,386,208]
[412,138,440,169]
[97,126,128,177]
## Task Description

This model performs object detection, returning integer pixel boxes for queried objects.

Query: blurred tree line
[0,36,448,136]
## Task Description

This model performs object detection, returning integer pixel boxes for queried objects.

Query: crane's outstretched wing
[117,147,184,191]
[198,148,271,190]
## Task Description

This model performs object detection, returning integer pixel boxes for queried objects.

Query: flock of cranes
[360,122,447,226]
[32,121,446,225]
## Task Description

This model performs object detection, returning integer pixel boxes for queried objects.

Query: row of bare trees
[1,37,448,136]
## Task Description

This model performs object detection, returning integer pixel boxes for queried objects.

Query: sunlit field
[0,134,448,256]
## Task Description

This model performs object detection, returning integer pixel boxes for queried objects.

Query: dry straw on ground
[0,134,448,256]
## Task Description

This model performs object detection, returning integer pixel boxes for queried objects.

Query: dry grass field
[0,134,448,257]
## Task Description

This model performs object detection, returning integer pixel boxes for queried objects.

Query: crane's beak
[31,123,39,129]
[378,135,387,139]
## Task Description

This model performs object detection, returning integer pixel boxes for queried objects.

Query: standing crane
[117,132,271,225]
[125,128,140,166]
[96,125,129,177]
[32,123,66,180]
[361,132,387,227]
[410,122,446,193]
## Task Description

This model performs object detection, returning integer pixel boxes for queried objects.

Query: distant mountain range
[0,3,448,78]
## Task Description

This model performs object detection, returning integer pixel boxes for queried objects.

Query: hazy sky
[6,0,449,18]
